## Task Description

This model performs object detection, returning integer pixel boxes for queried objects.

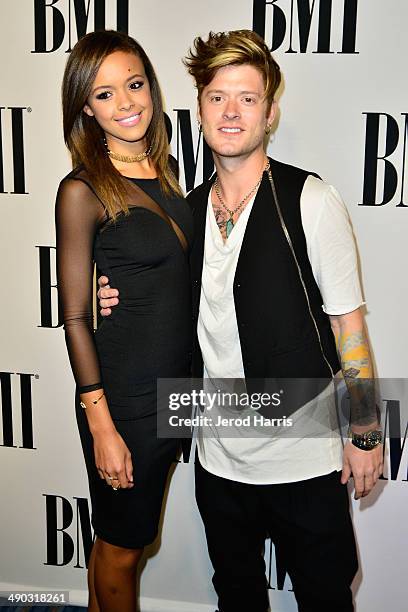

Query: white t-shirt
[197,174,364,484]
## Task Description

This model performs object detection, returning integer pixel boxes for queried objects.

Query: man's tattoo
[337,330,370,378]
[213,204,227,230]
[211,199,249,240]
[340,330,364,354]
[212,202,230,240]
[336,328,380,427]
[344,367,361,379]
[344,358,369,371]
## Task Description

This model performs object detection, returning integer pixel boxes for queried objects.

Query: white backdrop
[0,1,407,611]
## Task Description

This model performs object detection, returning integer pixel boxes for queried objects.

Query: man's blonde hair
[183,30,281,110]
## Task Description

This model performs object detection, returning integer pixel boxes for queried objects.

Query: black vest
[187,158,340,383]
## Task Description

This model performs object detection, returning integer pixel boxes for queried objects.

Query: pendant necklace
[213,160,270,238]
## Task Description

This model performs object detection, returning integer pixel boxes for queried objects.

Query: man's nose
[223,100,240,120]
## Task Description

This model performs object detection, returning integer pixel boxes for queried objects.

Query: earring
[265,124,272,135]
[197,120,202,131]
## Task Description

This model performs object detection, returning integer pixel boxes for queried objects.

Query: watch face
[367,431,382,445]
[352,430,382,450]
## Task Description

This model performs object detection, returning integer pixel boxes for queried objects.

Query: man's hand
[341,441,383,499]
[97,275,119,316]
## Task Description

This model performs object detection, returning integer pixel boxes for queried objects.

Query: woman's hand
[93,428,134,490]
[79,390,133,490]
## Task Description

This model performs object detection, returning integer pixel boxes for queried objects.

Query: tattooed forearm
[344,366,362,379]
[344,360,369,378]
[336,330,371,378]
[340,330,364,353]
[334,328,379,428]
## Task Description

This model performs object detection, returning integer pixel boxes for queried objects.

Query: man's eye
[96,91,111,100]
[211,96,222,103]
[243,97,255,103]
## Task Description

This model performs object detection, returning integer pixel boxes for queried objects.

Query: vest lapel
[235,171,274,283]
[189,178,214,319]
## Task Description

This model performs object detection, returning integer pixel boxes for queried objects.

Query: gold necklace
[106,146,151,163]
[213,160,269,238]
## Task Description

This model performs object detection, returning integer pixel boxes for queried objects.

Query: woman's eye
[130,81,144,90]
[96,91,111,100]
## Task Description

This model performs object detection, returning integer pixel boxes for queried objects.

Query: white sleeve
[300,175,365,315]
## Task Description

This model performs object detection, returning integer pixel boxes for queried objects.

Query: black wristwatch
[348,428,383,451]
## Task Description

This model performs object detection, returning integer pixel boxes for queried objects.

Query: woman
[56,30,193,611]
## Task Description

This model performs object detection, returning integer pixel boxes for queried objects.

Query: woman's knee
[96,538,143,571]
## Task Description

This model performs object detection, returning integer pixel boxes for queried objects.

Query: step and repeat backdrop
[1,1,407,611]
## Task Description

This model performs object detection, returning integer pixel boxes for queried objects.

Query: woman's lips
[115,113,142,127]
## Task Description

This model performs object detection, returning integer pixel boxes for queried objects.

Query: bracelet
[80,391,105,410]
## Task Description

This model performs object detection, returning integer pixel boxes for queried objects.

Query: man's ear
[266,100,277,129]
[196,97,201,125]
[83,104,94,117]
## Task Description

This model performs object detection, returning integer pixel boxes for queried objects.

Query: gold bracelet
[80,391,105,410]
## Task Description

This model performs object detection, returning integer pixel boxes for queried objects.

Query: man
[98,30,383,612]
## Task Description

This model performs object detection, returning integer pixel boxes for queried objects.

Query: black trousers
[195,458,358,612]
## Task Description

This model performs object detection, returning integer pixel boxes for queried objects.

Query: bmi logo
[252,0,359,53]
[0,372,36,449]
[0,106,29,195]
[44,495,93,567]
[165,110,214,192]
[37,246,62,328]
[361,113,407,207]
[380,399,408,482]
[32,0,129,53]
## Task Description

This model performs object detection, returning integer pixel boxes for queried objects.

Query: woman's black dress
[55,169,193,548]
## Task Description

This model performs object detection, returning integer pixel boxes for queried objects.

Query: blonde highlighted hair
[183,30,281,110]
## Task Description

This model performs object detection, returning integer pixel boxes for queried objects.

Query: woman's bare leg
[87,538,101,612]
[92,537,144,612]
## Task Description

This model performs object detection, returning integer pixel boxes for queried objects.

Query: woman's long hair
[62,30,182,218]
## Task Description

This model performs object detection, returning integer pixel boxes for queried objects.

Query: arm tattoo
[336,330,371,378]
[335,328,380,428]
[344,366,361,379]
